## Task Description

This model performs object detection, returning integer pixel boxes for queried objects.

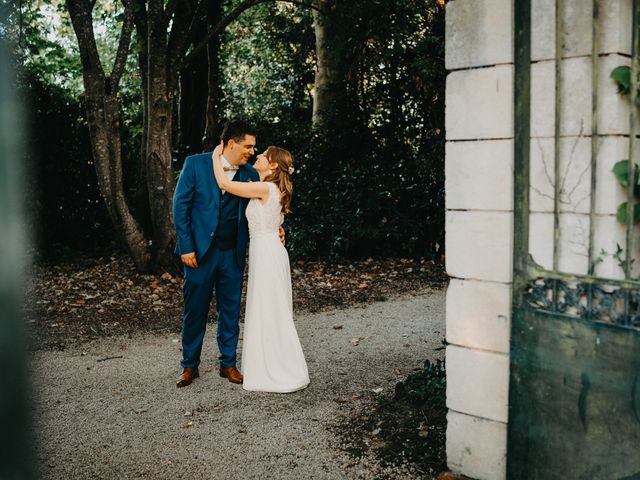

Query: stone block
[601,0,633,56]
[446,65,514,141]
[445,139,513,211]
[529,136,591,214]
[530,55,631,138]
[593,214,640,280]
[529,212,591,275]
[446,279,512,354]
[446,210,513,282]
[595,136,638,216]
[445,0,513,70]
[598,54,632,136]
[446,410,507,480]
[531,0,632,61]
[446,345,509,423]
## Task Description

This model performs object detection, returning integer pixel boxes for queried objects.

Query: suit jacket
[173,152,260,268]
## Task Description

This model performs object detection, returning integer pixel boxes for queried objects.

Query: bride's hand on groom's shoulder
[212,141,224,158]
[279,226,285,246]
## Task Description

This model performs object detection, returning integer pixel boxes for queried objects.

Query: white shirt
[220,154,237,194]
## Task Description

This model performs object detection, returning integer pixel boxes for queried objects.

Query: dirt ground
[26,254,447,350]
[31,292,446,480]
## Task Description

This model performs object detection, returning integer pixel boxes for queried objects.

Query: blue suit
[173,152,259,368]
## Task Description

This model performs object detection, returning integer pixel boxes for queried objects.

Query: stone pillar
[444,1,633,479]
[444,1,513,479]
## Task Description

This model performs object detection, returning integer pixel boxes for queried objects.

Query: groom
[173,120,260,387]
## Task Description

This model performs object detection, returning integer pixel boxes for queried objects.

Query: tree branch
[184,0,208,48]
[66,0,106,80]
[167,0,196,56]
[166,0,196,86]
[109,0,135,90]
[163,0,183,25]
[182,0,321,68]
[131,0,148,78]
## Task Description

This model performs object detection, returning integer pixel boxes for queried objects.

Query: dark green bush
[19,68,115,257]
[394,358,447,407]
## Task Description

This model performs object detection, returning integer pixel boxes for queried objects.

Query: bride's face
[254,151,276,173]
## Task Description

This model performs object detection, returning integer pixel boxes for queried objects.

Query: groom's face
[229,134,256,165]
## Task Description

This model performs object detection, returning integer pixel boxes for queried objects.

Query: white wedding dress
[241,182,310,393]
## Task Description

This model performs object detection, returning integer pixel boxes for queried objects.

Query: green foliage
[7,0,446,261]
[3,0,141,256]
[2,0,83,91]
[611,65,633,95]
[615,202,640,224]
[612,159,640,188]
[222,0,445,259]
[221,2,314,127]
[18,66,115,256]
[611,61,640,227]
[612,160,640,225]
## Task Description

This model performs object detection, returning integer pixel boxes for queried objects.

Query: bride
[212,142,310,393]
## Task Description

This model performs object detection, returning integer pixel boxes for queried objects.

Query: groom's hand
[279,226,286,246]
[181,252,198,269]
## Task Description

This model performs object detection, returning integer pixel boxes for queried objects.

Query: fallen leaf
[333,324,343,330]
[372,387,383,394]
[179,421,193,429]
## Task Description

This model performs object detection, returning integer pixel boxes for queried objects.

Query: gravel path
[32,290,445,479]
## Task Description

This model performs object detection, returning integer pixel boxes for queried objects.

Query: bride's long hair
[263,146,294,215]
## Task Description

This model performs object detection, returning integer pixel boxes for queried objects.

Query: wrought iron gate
[510,1,640,478]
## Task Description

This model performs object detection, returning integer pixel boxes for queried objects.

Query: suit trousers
[180,245,243,369]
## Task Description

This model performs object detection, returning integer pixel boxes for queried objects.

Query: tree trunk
[145,62,176,265]
[177,0,222,154]
[92,93,151,271]
[67,0,280,271]
[67,0,152,271]
[312,0,351,131]
[145,0,190,266]
[130,5,152,232]
[179,55,207,155]
[203,0,223,150]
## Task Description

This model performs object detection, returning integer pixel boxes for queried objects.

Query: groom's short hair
[220,120,256,146]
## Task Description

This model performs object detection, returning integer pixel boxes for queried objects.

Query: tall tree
[66,0,151,270]
[311,0,355,132]
[66,0,309,271]
[178,0,223,155]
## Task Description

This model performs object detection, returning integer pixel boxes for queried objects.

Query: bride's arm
[212,143,269,200]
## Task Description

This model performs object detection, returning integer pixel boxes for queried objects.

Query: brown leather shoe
[176,367,199,388]
[219,366,243,384]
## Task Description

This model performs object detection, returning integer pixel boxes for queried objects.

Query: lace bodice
[246,182,283,238]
